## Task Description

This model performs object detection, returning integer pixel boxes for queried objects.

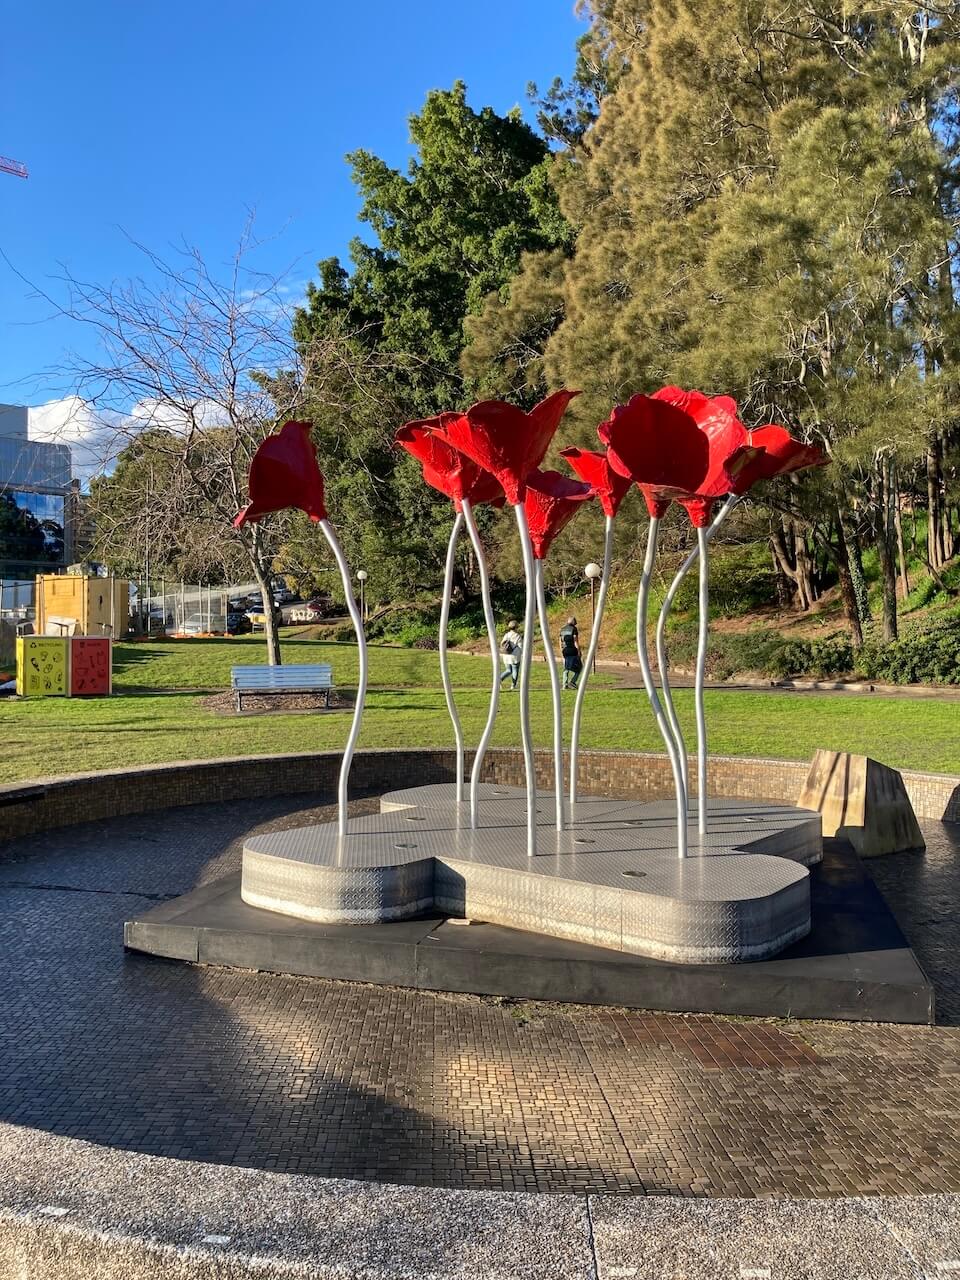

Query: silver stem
[318,518,368,840]
[461,498,499,829]
[439,512,466,802]
[637,516,688,859]
[655,495,739,837]
[695,524,710,839]
[513,503,538,858]
[534,557,565,831]
[569,514,613,805]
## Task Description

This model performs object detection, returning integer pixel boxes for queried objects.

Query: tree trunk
[249,526,282,666]
[876,457,898,642]
[892,465,909,599]
[769,520,814,611]
[794,524,816,608]
[833,501,864,648]
[927,440,942,571]
[838,497,870,622]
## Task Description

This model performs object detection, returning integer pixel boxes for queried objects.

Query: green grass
[2,634,957,783]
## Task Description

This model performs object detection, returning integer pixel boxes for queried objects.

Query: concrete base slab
[124,841,933,1023]
[238,793,821,964]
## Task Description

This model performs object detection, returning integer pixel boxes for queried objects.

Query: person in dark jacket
[559,616,582,689]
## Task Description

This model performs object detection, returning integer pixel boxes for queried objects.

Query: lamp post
[584,562,602,674]
[356,570,368,627]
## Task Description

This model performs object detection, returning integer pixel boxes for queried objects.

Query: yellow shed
[34,575,129,638]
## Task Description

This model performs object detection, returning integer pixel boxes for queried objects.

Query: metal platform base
[123,840,934,1023]
[237,790,820,965]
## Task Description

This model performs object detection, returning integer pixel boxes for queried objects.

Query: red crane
[0,156,28,179]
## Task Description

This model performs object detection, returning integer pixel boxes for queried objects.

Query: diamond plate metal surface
[241,790,819,962]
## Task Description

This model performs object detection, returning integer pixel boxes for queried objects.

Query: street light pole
[584,561,602,674]
[356,569,368,629]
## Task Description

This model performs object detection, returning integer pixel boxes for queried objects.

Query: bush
[766,635,855,680]
[857,617,960,685]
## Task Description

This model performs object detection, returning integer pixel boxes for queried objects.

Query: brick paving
[0,794,959,1196]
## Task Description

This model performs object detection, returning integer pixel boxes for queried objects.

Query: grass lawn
[2,634,958,782]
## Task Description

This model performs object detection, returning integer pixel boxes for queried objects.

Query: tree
[535,0,960,642]
[48,231,393,664]
[289,83,576,607]
[295,82,571,415]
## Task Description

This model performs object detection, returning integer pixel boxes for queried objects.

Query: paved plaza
[1,792,959,1197]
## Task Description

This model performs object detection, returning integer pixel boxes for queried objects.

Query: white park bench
[230,663,333,712]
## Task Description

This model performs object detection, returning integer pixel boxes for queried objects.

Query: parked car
[226,611,253,635]
[181,612,226,636]
[244,592,264,611]
[228,597,248,613]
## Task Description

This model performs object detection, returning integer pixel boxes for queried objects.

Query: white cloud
[28,397,122,487]
[27,395,230,487]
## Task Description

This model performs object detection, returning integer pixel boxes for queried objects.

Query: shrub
[857,617,960,685]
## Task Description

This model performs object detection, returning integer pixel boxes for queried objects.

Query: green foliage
[288,82,575,603]
[295,82,570,417]
[858,617,960,685]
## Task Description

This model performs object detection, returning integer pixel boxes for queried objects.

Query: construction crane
[0,156,27,179]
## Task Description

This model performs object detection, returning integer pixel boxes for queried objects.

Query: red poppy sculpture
[406,392,581,856]
[441,392,580,504]
[559,447,633,806]
[235,420,366,840]
[396,420,506,815]
[523,469,594,830]
[600,389,827,851]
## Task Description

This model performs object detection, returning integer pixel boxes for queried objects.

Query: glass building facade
[0,415,73,577]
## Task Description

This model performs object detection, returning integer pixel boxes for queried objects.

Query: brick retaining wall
[0,748,956,845]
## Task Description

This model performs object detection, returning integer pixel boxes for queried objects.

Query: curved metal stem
[569,514,613,805]
[637,517,687,859]
[534,558,565,831]
[319,518,368,840]
[656,495,740,830]
[439,511,466,802]
[461,498,499,829]
[513,503,538,858]
[695,525,710,839]
[656,565,690,801]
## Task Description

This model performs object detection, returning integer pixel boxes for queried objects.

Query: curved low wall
[0,746,957,847]
[2,1122,959,1279]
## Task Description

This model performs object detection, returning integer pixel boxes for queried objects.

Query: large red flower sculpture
[439,391,580,504]
[395,418,504,509]
[598,394,710,519]
[648,387,759,527]
[559,447,632,518]
[234,420,326,527]
[523,468,594,560]
[730,425,828,494]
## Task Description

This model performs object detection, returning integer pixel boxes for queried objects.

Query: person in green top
[559,616,582,690]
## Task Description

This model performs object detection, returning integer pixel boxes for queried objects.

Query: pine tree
[539,0,960,641]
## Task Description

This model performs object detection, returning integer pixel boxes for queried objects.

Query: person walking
[559,616,582,690]
[499,620,522,689]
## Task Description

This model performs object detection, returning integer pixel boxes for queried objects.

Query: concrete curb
[2,1123,960,1278]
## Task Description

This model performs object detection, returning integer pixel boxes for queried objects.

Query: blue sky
[0,0,583,402]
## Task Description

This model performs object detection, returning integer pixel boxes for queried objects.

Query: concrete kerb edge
[2,1124,960,1279]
